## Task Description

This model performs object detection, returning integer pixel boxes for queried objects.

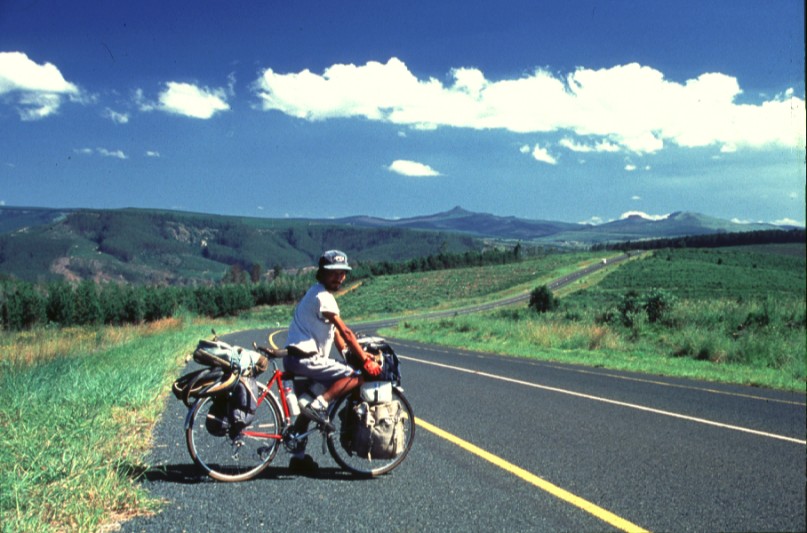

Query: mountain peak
[445,206,472,216]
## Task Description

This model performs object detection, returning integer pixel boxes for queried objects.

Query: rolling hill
[0,205,799,284]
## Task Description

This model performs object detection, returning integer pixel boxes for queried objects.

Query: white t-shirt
[286,283,340,357]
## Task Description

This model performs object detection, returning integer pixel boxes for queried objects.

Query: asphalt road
[123,324,805,532]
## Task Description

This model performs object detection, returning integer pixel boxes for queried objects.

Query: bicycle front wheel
[186,389,282,482]
[327,386,415,477]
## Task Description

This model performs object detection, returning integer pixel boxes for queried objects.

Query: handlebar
[253,342,287,359]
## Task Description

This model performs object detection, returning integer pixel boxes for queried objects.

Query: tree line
[592,228,805,252]
[350,245,527,277]
[1,245,532,331]
[0,275,311,331]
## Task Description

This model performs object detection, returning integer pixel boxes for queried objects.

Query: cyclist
[283,249,382,473]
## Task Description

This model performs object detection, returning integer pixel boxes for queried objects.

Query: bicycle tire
[185,386,283,482]
[326,386,415,477]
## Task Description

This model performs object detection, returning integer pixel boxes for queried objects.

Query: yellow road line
[415,417,650,533]
[268,329,284,349]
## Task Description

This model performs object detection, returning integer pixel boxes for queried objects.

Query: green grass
[383,246,806,391]
[0,305,300,532]
[0,317,222,532]
[338,251,613,319]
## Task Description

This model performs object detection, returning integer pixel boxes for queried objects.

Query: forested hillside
[0,208,480,284]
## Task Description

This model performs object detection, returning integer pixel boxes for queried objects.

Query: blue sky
[1,0,804,226]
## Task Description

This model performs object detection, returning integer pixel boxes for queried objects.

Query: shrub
[617,290,642,327]
[529,285,558,313]
[644,288,676,323]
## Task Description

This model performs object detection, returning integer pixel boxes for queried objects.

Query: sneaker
[301,404,335,432]
[288,454,318,474]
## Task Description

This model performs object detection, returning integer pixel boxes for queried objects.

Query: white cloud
[158,82,230,118]
[527,143,557,165]
[559,137,621,153]
[75,147,127,159]
[772,218,804,227]
[0,52,81,120]
[625,164,637,171]
[103,108,129,124]
[387,159,441,177]
[97,148,127,159]
[136,82,229,119]
[145,150,161,158]
[581,215,604,225]
[720,143,737,153]
[620,211,669,221]
[631,195,642,201]
[253,58,806,154]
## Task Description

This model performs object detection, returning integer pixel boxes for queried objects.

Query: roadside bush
[529,285,558,313]
[617,290,642,327]
[644,288,676,324]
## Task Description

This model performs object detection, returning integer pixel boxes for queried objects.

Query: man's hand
[363,357,382,377]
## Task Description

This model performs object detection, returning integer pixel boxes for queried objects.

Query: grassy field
[338,251,614,319]
[0,246,803,531]
[382,245,806,391]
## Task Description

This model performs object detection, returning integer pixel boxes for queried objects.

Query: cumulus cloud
[559,137,621,153]
[158,82,230,118]
[522,143,557,165]
[137,82,230,118]
[253,58,806,154]
[387,159,441,177]
[772,218,804,227]
[0,51,81,120]
[620,211,669,221]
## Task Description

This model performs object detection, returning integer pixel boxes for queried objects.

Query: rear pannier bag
[193,339,236,368]
[205,395,231,437]
[350,400,408,460]
[172,367,238,407]
[227,377,259,437]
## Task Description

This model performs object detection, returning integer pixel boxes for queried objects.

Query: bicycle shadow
[138,463,372,484]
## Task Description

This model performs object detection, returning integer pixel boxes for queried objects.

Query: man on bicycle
[284,249,382,473]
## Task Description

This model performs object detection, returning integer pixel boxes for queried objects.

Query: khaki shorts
[283,349,357,383]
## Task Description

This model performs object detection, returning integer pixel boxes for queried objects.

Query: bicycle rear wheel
[327,386,415,477]
[186,388,282,482]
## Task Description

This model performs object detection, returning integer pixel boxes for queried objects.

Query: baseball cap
[318,250,352,270]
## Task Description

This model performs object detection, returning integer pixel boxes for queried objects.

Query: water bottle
[283,382,300,417]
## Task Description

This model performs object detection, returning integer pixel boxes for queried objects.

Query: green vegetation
[0,208,482,285]
[338,251,610,318]
[0,318,193,531]
[386,246,806,391]
[0,275,311,331]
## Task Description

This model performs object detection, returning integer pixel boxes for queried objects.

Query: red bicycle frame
[240,368,292,440]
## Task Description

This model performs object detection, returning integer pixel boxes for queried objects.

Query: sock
[310,395,328,410]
